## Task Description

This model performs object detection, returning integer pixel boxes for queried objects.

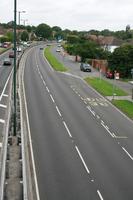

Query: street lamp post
[13,0,17,136]
[21,19,28,26]
[18,11,26,26]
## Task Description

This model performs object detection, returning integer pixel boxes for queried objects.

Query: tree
[67,35,80,44]
[35,23,52,39]
[6,31,14,42]
[108,45,133,77]
[0,36,8,43]
[21,31,29,41]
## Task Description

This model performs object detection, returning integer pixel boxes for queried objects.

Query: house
[87,34,124,52]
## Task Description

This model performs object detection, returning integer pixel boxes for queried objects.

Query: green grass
[85,77,127,96]
[44,47,67,72]
[0,47,8,54]
[112,100,133,119]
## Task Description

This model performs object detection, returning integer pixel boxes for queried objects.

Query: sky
[0,0,133,31]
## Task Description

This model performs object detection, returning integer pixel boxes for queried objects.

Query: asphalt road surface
[0,50,13,139]
[24,45,133,200]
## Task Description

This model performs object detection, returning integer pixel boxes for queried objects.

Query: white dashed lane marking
[56,106,62,117]
[0,119,5,124]
[97,190,104,200]
[75,145,90,174]
[0,104,7,108]
[63,121,72,138]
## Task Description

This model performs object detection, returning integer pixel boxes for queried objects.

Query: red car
[106,71,114,79]
[9,52,14,58]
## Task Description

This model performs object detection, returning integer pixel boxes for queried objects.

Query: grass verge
[112,100,133,119]
[44,47,67,72]
[85,77,127,96]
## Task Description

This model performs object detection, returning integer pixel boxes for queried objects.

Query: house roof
[87,34,124,46]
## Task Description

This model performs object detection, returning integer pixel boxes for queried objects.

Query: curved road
[24,45,133,200]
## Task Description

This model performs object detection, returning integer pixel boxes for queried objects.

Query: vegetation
[35,23,52,40]
[108,44,133,78]
[112,100,133,119]
[21,31,29,41]
[44,47,67,71]
[1,21,133,78]
[84,77,127,96]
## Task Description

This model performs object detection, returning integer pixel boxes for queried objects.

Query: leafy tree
[108,45,133,77]
[35,23,52,39]
[0,36,8,43]
[6,31,14,42]
[52,26,62,32]
[21,31,29,41]
[67,35,80,44]
[26,25,32,33]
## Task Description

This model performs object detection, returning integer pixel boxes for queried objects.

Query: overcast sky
[1,0,133,31]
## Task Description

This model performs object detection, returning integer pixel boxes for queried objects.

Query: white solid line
[0,104,7,108]
[46,86,50,93]
[43,80,46,85]
[101,120,104,125]
[75,146,90,174]
[0,119,5,124]
[40,75,43,80]
[50,94,55,103]
[87,107,95,116]
[63,121,72,138]
[97,190,104,200]
[87,106,91,110]
[122,147,133,161]
[56,106,62,117]
[3,94,8,97]
[0,69,13,101]
[91,110,95,116]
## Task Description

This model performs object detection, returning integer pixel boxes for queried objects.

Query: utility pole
[13,0,17,136]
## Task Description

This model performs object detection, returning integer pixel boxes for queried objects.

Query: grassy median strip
[112,100,133,119]
[44,47,67,71]
[85,77,127,96]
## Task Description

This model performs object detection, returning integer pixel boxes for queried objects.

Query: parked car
[106,71,114,79]
[9,52,14,58]
[80,63,92,72]
[3,58,12,66]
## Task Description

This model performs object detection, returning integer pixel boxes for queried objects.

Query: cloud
[1,0,133,31]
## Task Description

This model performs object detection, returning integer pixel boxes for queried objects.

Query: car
[40,47,43,50]
[80,63,92,72]
[9,52,14,58]
[17,47,22,52]
[106,71,114,79]
[56,48,61,52]
[3,58,12,66]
